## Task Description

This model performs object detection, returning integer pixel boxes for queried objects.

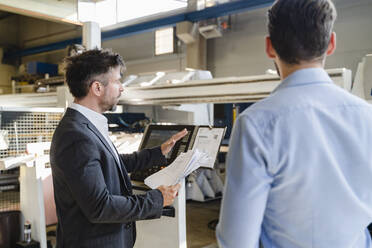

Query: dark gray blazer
[50,108,165,248]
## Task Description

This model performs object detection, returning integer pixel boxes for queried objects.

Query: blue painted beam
[7,38,82,58]
[4,0,274,60]
[186,0,274,22]
[101,14,185,41]
[102,0,274,41]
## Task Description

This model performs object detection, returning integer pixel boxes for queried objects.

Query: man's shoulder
[239,83,372,128]
[52,110,92,144]
[239,96,282,125]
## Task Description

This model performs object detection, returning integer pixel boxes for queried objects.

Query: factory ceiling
[0,0,79,25]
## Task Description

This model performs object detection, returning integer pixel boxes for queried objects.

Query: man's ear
[266,36,276,59]
[90,81,104,97]
[326,32,336,56]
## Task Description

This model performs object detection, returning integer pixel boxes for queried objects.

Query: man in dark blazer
[50,49,186,248]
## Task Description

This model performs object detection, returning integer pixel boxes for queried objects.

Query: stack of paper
[0,154,35,170]
[144,149,209,189]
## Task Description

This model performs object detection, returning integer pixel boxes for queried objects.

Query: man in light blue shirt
[216,0,372,247]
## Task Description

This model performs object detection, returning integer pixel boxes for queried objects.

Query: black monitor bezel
[139,124,197,165]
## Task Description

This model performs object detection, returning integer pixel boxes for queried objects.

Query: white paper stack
[144,149,209,189]
[0,154,35,170]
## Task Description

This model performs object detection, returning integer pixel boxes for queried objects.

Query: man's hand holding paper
[154,128,188,206]
[145,149,209,189]
[157,184,181,206]
[146,127,223,205]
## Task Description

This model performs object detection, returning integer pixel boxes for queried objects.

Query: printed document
[192,127,225,168]
[144,149,209,189]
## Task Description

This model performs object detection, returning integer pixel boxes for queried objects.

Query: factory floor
[46,199,221,248]
[186,199,220,248]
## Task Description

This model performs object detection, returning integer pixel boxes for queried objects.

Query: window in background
[155,27,175,55]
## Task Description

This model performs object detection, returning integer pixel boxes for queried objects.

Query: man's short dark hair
[267,0,337,64]
[64,49,125,98]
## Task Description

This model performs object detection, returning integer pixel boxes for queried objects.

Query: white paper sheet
[144,149,209,189]
[192,127,225,168]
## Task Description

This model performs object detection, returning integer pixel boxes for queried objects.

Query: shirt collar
[272,68,332,94]
[69,103,108,130]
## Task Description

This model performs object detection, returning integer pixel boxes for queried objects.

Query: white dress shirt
[69,103,120,164]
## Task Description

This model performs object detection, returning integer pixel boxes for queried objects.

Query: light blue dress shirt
[216,68,372,248]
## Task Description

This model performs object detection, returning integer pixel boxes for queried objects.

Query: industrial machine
[130,124,197,182]
[120,68,351,105]
[0,107,64,248]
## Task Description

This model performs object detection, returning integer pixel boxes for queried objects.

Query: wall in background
[4,0,372,80]
[103,31,187,75]
[207,0,372,78]
[0,48,16,93]
[19,16,81,64]
[0,15,19,47]
[100,0,372,79]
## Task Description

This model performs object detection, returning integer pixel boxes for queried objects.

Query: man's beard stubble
[108,93,122,112]
[109,104,117,112]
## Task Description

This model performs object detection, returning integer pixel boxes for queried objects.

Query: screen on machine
[142,130,180,159]
[139,124,197,164]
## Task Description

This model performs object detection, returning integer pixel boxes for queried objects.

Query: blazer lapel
[85,123,130,193]
[112,144,133,193]
[65,108,131,193]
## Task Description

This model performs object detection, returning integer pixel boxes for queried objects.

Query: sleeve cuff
[150,189,164,218]
[153,146,167,165]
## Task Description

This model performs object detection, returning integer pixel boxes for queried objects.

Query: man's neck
[278,60,324,80]
[73,98,103,114]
